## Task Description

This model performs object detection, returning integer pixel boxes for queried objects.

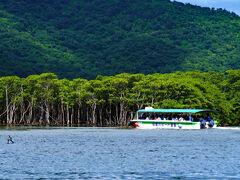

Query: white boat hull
[131,120,217,129]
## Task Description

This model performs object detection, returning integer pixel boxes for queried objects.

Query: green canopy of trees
[0,70,239,126]
[0,0,240,79]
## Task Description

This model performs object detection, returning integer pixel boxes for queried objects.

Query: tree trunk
[71,106,74,125]
[6,87,10,124]
[66,105,70,125]
[9,102,16,124]
[119,102,125,125]
[45,101,50,124]
[115,104,119,125]
[27,102,33,124]
[91,100,97,125]
[39,104,44,124]
[20,102,31,124]
[99,105,103,126]
[77,105,81,124]
[61,97,65,125]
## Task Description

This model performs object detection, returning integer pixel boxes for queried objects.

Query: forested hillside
[0,0,240,79]
[0,70,239,126]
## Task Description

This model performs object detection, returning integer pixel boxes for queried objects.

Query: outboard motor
[200,119,206,129]
[208,120,214,128]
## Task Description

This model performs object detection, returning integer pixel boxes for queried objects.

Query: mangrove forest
[0,70,239,126]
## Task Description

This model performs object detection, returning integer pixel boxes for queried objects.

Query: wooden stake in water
[7,135,14,144]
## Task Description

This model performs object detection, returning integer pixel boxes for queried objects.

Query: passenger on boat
[157,117,161,120]
[184,115,188,120]
[206,116,211,122]
[200,117,206,128]
[193,115,198,122]
[189,115,193,122]
[179,117,184,121]
[146,117,149,120]
[141,114,146,120]
[196,116,200,122]
[208,119,215,128]
[154,116,158,120]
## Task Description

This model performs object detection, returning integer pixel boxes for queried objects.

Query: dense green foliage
[0,70,239,126]
[0,0,240,79]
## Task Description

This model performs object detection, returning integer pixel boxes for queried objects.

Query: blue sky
[172,0,240,15]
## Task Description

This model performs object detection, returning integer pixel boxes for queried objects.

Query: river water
[0,127,240,179]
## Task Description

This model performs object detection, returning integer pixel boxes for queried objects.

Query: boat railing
[132,118,194,122]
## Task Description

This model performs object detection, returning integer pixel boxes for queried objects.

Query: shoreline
[0,124,235,128]
[0,124,133,128]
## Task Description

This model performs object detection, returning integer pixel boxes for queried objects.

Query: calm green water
[0,127,240,179]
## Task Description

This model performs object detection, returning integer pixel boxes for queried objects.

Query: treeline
[0,70,239,126]
[0,0,240,79]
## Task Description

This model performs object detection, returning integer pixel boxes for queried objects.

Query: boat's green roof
[138,109,216,113]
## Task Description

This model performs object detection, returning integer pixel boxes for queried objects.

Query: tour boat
[130,107,217,129]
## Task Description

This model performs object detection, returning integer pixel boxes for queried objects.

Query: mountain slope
[0,0,240,79]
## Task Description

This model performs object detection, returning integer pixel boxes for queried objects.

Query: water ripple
[0,127,240,179]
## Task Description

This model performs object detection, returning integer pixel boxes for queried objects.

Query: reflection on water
[1,127,240,179]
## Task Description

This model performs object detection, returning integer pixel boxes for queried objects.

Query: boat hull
[131,120,217,129]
